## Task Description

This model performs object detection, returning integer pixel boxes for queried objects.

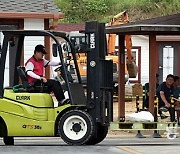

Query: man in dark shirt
[156,74,175,121]
[173,76,180,122]
[173,76,180,99]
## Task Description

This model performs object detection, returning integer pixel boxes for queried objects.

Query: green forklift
[0,21,113,145]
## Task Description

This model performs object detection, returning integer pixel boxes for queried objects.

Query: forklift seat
[16,66,48,93]
[16,66,30,89]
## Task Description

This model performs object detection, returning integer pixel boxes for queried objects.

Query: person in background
[143,73,167,119]
[173,76,180,122]
[173,76,180,99]
[25,44,67,106]
[54,66,67,91]
[144,74,159,108]
[156,74,175,122]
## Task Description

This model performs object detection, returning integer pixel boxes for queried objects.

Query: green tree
[54,0,119,23]
[54,0,180,23]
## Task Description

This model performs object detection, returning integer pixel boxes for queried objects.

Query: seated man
[173,76,180,99]
[144,73,167,119]
[156,74,175,122]
[25,44,66,106]
[173,76,180,122]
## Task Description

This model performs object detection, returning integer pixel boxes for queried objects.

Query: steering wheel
[54,66,62,72]
[54,65,74,83]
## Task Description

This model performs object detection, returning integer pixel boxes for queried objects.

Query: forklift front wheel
[85,125,108,145]
[58,110,94,145]
[3,137,14,145]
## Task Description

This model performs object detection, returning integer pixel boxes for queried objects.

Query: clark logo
[90,33,95,49]
[16,96,30,100]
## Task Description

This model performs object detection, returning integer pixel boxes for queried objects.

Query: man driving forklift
[25,44,67,106]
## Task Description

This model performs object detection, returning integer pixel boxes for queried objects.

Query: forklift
[0,21,113,145]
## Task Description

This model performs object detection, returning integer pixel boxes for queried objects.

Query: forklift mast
[85,21,113,125]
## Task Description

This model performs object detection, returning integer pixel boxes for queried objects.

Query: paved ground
[1,136,180,154]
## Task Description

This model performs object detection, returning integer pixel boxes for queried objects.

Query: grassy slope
[54,0,180,23]
[108,0,180,22]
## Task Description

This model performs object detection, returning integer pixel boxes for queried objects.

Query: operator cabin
[0,0,64,87]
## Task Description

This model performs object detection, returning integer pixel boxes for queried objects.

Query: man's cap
[34,44,47,54]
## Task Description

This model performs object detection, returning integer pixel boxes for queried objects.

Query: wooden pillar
[149,34,157,114]
[178,46,180,76]
[44,19,51,79]
[118,34,125,121]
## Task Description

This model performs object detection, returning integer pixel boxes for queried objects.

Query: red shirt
[25,56,44,83]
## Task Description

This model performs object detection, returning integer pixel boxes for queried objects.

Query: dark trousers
[34,79,65,102]
[159,102,175,122]
[168,107,175,122]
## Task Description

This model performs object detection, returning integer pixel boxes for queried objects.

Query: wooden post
[44,19,51,79]
[149,34,157,114]
[118,34,125,121]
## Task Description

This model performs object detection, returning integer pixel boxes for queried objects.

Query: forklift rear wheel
[3,137,14,145]
[58,110,94,145]
[85,125,108,145]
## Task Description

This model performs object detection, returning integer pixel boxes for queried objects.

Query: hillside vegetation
[54,0,180,23]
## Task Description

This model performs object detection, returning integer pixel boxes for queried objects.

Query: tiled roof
[106,13,180,35]
[127,13,180,25]
[57,13,180,32]
[0,0,61,13]
[56,23,85,32]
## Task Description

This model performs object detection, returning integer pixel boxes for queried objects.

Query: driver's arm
[160,91,170,108]
[44,59,60,67]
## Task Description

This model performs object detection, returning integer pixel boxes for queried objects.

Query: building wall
[115,35,150,85]
[131,35,149,85]
[24,19,44,63]
[132,35,180,85]
[3,19,44,87]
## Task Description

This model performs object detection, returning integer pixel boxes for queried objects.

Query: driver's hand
[165,103,171,108]
[40,77,47,83]
[57,71,61,76]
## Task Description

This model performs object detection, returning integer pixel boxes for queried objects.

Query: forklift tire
[58,110,94,145]
[85,125,108,145]
[3,137,14,145]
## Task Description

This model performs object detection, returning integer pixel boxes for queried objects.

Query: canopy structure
[106,14,180,121]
